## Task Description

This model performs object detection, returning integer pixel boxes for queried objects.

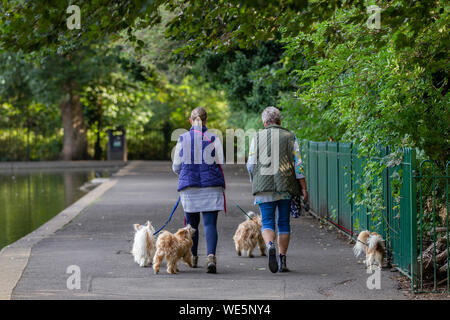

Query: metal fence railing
[0,127,63,161]
[301,140,449,293]
[415,161,449,292]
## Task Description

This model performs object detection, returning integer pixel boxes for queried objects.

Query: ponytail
[190,107,207,127]
[192,116,203,127]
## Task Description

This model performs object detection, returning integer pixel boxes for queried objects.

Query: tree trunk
[60,82,87,160]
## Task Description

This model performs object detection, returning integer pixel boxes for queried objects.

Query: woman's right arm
[293,136,308,201]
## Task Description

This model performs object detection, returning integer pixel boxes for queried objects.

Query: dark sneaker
[267,243,278,273]
[206,254,217,274]
[278,254,289,272]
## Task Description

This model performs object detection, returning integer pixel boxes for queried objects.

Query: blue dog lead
[153,196,181,236]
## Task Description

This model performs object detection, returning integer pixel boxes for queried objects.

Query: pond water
[0,168,115,250]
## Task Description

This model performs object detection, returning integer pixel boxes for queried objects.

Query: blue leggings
[258,199,291,235]
[184,211,218,256]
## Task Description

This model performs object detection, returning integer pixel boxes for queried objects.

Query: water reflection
[0,169,113,250]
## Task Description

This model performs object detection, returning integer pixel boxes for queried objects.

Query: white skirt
[180,187,225,213]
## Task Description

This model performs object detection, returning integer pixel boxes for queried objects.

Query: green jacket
[251,124,301,196]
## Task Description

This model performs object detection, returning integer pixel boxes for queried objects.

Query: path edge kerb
[0,162,137,300]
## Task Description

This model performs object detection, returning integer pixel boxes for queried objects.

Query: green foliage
[0,0,448,166]
[279,3,448,229]
[0,6,229,160]
[192,41,288,129]
[282,4,448,158]
[0,52,33,107]
[0,0,164,55]
[0,0,308,55]
[126,76,229,160]
[1,1,445,59]
[0,52,63,160]
[0,102,62,161]
[120,8,190,84]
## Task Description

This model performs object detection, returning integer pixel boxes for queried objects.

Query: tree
[280,4,449,165]
[193,41,285,112]
[29,47,123,160]
[2,1,444,58]
[1,0,447,164]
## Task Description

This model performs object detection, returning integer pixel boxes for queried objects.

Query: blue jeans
[184,211,218,256]
[258,199,291,235]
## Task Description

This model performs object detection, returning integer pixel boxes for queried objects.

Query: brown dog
[153,224,196,274]
[233,211,266,258]
[353,230,385,270]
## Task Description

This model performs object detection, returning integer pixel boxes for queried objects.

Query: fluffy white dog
[132,221,156,267]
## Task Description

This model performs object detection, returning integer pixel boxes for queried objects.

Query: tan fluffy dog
[353,230,385,270]
[233,211,266,258]
[153,224,196,274]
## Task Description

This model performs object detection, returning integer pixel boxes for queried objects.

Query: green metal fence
[415,160,449,292]
[301,140,449,293]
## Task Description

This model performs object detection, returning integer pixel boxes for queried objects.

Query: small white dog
[131,221,156,267]
[353,230,385,270]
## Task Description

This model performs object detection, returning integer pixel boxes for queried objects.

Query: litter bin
[107,128,127,161]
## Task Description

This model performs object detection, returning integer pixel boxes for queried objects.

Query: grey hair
[261,106,281,125]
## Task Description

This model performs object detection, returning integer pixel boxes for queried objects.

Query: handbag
[291,194,310,218]
[290,194,302,218]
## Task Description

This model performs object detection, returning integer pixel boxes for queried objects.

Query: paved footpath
[9,161,407,299]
